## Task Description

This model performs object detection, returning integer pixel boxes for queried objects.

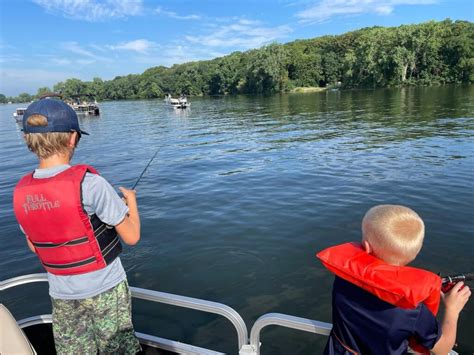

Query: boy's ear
[68,132,78,148]
[363,240,372,254]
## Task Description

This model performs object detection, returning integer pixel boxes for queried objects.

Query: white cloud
[51,58,73,66]
[0,54,24,65]
[6,42,112,74]
[155,7,201,20]
[62,41,97,58]
[46,56,95,66]
[0,68,74,96]
[77,59,97,65]
[296,0,438,23]
[59,42,112,64]
[107,39,157,53]
[185,19,292,49]
[0,43,22,65]
[121,42,225,68]
[90,44,108,52]
[32,0,143,22]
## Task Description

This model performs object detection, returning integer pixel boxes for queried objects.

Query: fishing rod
[131,148,160,190]
[441,273,474,293]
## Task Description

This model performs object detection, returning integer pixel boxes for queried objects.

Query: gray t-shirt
[28,164,128,300]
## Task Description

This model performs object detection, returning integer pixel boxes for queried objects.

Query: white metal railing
[0,273,48,289]
[3,273,455,355]
[243,313,332,355]
[15,315,224,355]
[130,286,248,349]
[1,273,247,354]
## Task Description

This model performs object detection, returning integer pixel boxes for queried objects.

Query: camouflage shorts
[51,280,141,355]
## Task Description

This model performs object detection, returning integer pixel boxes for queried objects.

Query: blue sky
[1,0,473,96]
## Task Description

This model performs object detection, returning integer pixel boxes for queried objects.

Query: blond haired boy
[318,204,470,355]
[13,98,141,354]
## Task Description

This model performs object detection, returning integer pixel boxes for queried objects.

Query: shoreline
[289,87,328,93]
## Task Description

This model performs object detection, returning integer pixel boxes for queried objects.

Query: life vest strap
[102,236,121,257]
[94,224,108,237]
[89,214,122,265]
[43,256,96,270]
[32,236,89,248]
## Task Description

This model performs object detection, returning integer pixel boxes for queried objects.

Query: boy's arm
[430,282,471,355]
[26,236,36,253]
[19,225,36,253]
[115,187,140,245]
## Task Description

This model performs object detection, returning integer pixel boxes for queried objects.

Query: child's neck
[38,154,71,169]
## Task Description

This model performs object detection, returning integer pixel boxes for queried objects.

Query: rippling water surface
[1,86,473,354]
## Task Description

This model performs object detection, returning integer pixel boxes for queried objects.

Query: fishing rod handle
[442,275,466,284]
[441,274,471,293]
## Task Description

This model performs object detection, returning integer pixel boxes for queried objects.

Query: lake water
[1,86,473,354]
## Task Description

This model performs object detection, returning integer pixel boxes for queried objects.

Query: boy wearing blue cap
[13,98,141,354]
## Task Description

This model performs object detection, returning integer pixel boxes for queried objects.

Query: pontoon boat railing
[2,274,333,354]
[1,273,246,353]
[4,273,455,355]
[130,286,248,349]
[15,314,224,355]
[0,274,333,354]
[243,313,331,355]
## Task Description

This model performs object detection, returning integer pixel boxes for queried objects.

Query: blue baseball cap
[23,98,89,136]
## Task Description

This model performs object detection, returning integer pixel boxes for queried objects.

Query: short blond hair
[24,114,73,159]
[362,205,424,265]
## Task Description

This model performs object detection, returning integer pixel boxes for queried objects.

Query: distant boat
[13,108,26,122]
[38,92,100,116]
[68,100,100,116]
[67,95,100,116]
[164,94,190,109]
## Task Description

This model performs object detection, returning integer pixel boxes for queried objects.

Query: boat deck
[1,273,459,355]
[1,273,331,354]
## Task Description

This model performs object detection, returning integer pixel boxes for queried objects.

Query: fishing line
[132,148,160,190]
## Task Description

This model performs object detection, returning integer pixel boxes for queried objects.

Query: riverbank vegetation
[2,19,472,103]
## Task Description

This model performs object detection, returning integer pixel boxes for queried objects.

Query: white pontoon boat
[37,92,100,116]
[13,108,27,122]
[165,94,191,110]
[67,95,100,116]
[68,101,100,116]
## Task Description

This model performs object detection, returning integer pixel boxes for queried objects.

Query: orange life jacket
[13,165,122,275]
[317,242,441,354]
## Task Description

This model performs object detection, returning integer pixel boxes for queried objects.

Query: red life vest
[13,165,122,276]
[317,242,441,354]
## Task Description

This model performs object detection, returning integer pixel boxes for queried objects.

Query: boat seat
[0,304,37,355]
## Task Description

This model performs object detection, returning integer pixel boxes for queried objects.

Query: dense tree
[18,93,34,103]
[244,44,288,93]
[89,78,105,100]
[54,78,87,98]
[287,41,324,87]
[36,87,52,97]
[4,20,472,103]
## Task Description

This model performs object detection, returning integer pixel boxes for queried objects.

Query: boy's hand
[441,281,471,315]
[116,187,140,245]
[119,187,136,205]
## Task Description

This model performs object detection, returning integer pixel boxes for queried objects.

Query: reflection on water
[1,85,473,354]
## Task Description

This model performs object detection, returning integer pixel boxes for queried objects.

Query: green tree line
[2,19,472,103]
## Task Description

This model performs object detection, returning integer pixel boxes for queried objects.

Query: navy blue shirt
[324,276,441,354]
